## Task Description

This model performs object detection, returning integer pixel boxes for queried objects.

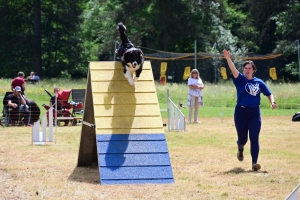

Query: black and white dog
[116,22,144,85]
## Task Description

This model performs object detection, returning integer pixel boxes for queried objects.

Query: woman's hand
[271,102,277,110]
[9,103,18,108]
[223,49,230,59]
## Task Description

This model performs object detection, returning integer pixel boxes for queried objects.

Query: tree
[272,0,300,41]
[0,0,87,78]
[272,1,300,82]
[34,0,42,77]
[0,0,35,77]
[244,0,290,53]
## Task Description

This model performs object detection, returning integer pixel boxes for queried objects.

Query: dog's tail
[117,22,128,43]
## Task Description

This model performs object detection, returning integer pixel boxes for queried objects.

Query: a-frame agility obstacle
[77,61,174,184]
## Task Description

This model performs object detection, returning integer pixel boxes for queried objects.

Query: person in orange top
[11,72,26,95]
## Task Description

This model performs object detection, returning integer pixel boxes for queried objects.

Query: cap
[14,86,22,92]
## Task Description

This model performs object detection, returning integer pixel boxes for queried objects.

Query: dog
[116,22,144,85]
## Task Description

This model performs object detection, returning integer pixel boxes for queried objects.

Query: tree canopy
[0,0,299,81]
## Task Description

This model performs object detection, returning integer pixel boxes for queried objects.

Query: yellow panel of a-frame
[89,61,164,134]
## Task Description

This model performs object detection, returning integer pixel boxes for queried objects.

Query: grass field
[0,116,299,199]
[0,79,300,199]
[1,79,300,118]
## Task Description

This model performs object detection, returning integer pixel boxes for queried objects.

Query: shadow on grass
[223,167,268,174]
[68,166,100,184]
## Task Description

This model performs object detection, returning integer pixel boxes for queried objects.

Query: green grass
[156,81,300,109]
[1,78,300,119]
[157,81,300,118]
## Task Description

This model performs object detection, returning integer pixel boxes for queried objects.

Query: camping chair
[2,92,25,126]
[57,89,84,125]
[42,89,82,126]
[52,89,73,126]
[2,91,40,127]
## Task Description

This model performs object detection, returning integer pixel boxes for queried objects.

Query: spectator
[11,72,26,95]
[27,72,35,80]
[6,86,31,127]
[49,87,70,126]
[187,69,204,123]
[33,72,40,83]
[50,87,62,109]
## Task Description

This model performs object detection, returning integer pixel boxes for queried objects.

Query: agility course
[77,61,174,184]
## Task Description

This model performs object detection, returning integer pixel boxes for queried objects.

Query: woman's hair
[243,60,257,75]
[189,69,200,79]
[18,72,24,77]
[54,87,60,93]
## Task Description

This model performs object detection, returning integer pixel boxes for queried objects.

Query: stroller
[42,89,83,126]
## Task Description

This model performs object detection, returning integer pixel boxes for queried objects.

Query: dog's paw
[128,80,135,85]
[134,77,139,82]
[117,22,126,32]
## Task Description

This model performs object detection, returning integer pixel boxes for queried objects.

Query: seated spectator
[6,86,31,127]
[32,72,40,83]
[48,87,70,126]
[11,72,26,95]
[27,72,35,80]
[50,87,62,109]
[26,72,40,84]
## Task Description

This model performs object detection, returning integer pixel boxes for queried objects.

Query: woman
[223,49,277,171]
[11,72,26,95]
[187,69,204,124]
[27,72,35,80]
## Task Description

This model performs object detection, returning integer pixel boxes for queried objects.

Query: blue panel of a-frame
[96,134,174,185]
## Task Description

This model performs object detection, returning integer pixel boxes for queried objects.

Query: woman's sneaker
[252,163,261,171]
[237,150,244,161]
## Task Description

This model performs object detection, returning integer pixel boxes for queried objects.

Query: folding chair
[2,92,24,126]
[2,92,40,126]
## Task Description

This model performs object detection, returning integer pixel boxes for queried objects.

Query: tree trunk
[34,0,42,77]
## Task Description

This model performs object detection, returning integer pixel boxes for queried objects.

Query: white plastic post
[175,106,179,129]
[32,119,40,142]
[166,89,186,131]
[167,97,186,131]
[179,114,185,130]
[49,106,53,141]
[170,104,174,130]
[42,114,46,139]
[32,106,55,144]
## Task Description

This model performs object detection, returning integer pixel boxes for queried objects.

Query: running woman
[223,49,277,171]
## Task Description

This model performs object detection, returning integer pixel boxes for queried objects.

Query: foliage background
[0,0,300,81]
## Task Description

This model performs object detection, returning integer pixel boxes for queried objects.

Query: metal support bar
[194,40,197,69]
[82,121,96,128]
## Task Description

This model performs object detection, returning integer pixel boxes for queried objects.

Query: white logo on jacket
[245,83,260,96]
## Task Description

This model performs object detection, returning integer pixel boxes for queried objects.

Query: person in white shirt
[187,69,204,123]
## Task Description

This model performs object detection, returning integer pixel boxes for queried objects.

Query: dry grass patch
[0,116,299,199]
